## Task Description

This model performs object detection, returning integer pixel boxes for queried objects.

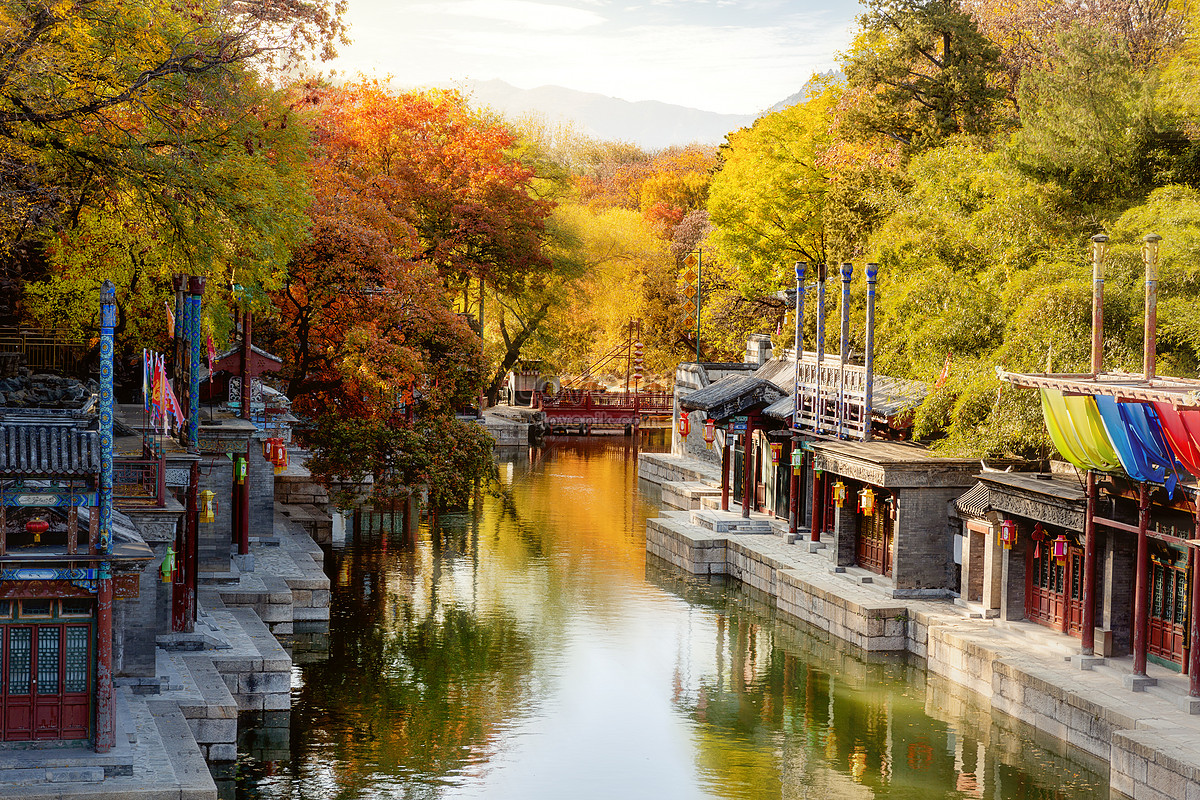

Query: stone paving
[0,504,332,798]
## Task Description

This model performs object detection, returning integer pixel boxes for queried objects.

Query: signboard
[730,415,748,432]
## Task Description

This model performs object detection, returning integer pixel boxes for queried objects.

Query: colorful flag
[165,301,175,339]
[935,353,952,389]
[206,331,216,373]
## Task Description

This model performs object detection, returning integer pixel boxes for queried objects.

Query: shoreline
[639,451,1200,800]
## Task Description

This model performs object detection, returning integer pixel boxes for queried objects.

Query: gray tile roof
[679,375,785,420]
[0,424,101,476]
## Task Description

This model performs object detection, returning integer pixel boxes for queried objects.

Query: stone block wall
[892,488,960,591]
[198,453,234,573]
[830,503,856,567]
[1103,528,1134,656]
[248,441,275,538]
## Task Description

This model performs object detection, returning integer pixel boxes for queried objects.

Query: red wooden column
[811,463,823,542]
[720,434,730,511]
[96,576,114,752]
[1081,470,1097,655]
[788,438,799,535]
[741,417,755,519]
[1190,501,1200,697]
[1133,483,1151,677]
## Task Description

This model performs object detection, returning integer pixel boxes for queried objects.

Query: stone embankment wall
[641,452,1200,800]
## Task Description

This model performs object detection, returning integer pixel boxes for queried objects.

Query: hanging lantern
[999,519,1016,550]
[703,419,716,449]
[26,516,49,544]
[770,442,783,464]
[832,480,847,508]
[859,487,876,516]
[1052,533,1069,566]
[262,437,275,460]
[678,412,690,438]
[160,546,176,583]
[274,442,289,475]
[199,490,217,524]
[1030,522,1047,558]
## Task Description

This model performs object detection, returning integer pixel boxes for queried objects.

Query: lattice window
[64,626,89,693]
[37,627,59,695]
[8,627,31,695]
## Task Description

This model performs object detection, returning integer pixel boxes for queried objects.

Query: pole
[721,435,730,512]
[695,249,703,363]
[1190,497,1200,696]
[1133,483,1150,677]
[793,261,806,430]
[864,263,878,441]
[788,438,799,535]
[1091,235,1108,375]
[815,265,826,434]
[187,277,205,450]
[1081,470,1097,655]
[838,262,853,440]
[811,466,822,543]
[1142,234,1160,381]
[97,280,116,753]
[241,306,253,421]
[742,419,755,519]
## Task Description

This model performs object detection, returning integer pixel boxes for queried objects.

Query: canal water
[234,436,1111,799]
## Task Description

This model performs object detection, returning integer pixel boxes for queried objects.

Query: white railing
[793,355,869,439]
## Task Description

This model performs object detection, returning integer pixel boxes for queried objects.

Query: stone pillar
[248,438,275,537]
[891,488,957,591]
[198,454,234,574]
[1000,525,1027,622]
[1103,528,1134,656]
[831,493,856,567]
[981,521,1003,614]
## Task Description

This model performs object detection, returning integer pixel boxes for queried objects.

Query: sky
[325,1,865,115]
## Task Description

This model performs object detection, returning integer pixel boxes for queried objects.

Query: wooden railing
[114,457,166,507]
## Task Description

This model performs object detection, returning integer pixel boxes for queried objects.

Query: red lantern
[263,437,275,460]
[26,517,49,544]
[273,440,288,475]
[703,419,716,449]
[999,519,1017,550]
[678,412,690,438]
[1052,533,1069,565]
[1030,522,1047,558]
[769,442,782,464]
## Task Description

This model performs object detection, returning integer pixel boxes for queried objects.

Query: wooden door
[857,506,893,576]
[1026,541,1084,634]
[1148,555,1188,668]
[1,605,92,741]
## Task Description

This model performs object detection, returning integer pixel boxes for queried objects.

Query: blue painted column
[838,262,853,439]
[97,279,116,753]
[864,263,879,442]
[99,281,115,554]
[815,265,826,434]
[792,262,806,427]
[187,277,206,449]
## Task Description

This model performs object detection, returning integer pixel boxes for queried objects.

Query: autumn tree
[3,0,345,372]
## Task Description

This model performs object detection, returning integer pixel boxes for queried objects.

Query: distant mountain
[765,71,843,114]
[460,79,758,150]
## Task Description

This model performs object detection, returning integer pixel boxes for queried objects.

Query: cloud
[416,0,606,32]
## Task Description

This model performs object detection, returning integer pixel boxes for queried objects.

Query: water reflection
[235,435,1109,800]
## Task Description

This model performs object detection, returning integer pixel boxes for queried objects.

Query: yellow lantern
[199,490,217,524]
[769,443,783,464]
[858,487,876,516]
[832,481,847,508]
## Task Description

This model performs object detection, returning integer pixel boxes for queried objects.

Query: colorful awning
[1041,388,1185,491]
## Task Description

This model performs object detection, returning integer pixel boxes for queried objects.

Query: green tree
[842,0,1005,154]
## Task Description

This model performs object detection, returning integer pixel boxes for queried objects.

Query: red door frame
[1,607,93,742]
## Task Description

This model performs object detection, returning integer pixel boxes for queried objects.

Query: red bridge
[538,390,672,430]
